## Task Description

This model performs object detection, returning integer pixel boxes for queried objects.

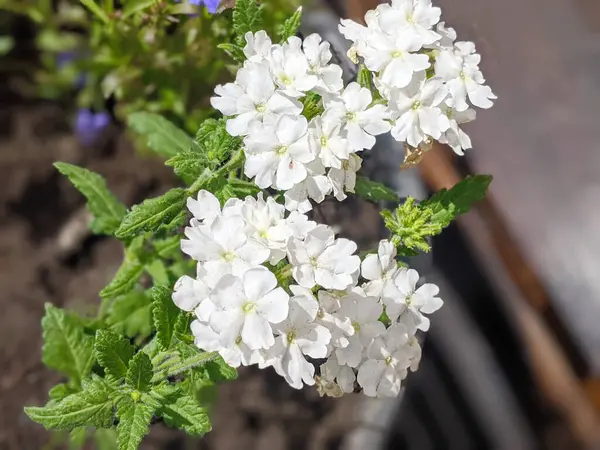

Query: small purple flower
[75,109,111,146]
[176,0,220,14]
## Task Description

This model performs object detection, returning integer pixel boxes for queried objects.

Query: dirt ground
[0,103,376,450]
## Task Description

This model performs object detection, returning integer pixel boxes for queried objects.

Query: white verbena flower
[243,30,273,62]
[325,82,390,151]
[209,267,290,350]
[244,114,315,190]
[389,77,450,147]
[384,267,443,330]
[319,353,356,394]
[357,323,411,397]
[377,0,441,46]
[283,159,331,213]
[434,41,496,111]
[438,102,476,155]
[181,215,269,279]
[361,239,399,298]
[308,114,351,169]
[211,61,302,136]
[334,289,385,367]
[268,288,332,389]
[302,33,344,94]
[172,275,211,312]
[269,36,318,98]
[287,225,361,290]
[327,153,362,201]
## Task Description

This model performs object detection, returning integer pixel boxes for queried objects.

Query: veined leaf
[94,330,134,379]
[126,353,153,392]
[354,176,399,202]
[25,377,114,430]
[128,112,193,158]
[115,188,187,238]
[54,163,126,235]
[157,391,211,436]
[115,395,155,450]
[100,258,144,299]
[107,291,153,339]
[277,6,302,42]
[42,304,94,386]
[150,286,182,351]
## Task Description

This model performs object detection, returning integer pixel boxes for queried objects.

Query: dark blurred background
[1,0,600,449]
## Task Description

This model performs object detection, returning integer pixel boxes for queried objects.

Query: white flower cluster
[340,0,496,154]
[211,31,391,213]
[172,191,443,397]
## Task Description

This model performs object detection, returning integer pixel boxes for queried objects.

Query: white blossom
[389,77,450,147]
[181,215,269,279]
[327,153,362,201]
[384,268,443,330]
[269,37,318,98]
[287,225,361,290]
[268,289,332,389]
[209,267,290,350]
[434,41,496,111]
[334,290,385,367]
[361,240,399,298]
[172,275,210,312]
[308,114,351,169]
[302,33,344,94]
[319,353,356,393]
[211,61,302,136]
[438,102,476,155]
[244,114,315,190]
[377,0,441,46]
[243,30,273,62]
[283,159,331,213]
[357,323,411,397]
[325,82,390,151]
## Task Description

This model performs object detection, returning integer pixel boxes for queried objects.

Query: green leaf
[277,6,302,42]
[229,179,261,198]
[217,43,245,62]
[145,260,170,286]
[79,0,110,23]
[152,235,181,259]
[115,188,187,238]
[54,163,126,235]
[115,395,155,450]
[354,176,399,202]
[107,291,153,338]
[232,0,263,45]
[0,36,15,55]
[421,175,492,227]
[165,151,206,184]
[95,330,134,379]
[357,64,372,90]
[204,355,238,382]
[128,112,193,158]
[300,92,324,121]
[49,384,78,402]
[25,377,114,430]
[195,119,219,144]
[100,257,144,299]
[126,353,153,392]
[151,286,182,351]
[122,0,158,17]
[157,391,211,436]
[42,304,94,386]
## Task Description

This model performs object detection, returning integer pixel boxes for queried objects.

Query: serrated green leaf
[152,235,181,259]
[157,391,211,436]
[150,286,182,351]
[42,304,94,386]
[128,112,193,158]
[54,163,126,235]
[421,174,492,227]
[354,176,399,202]
[205,355,238,382]
[100,258,144,299]
[25,377,114,430]
[115,395,154,450]
[277,6,302,42]
[165,151,206,184]
[217,43,245,62]
[126,353,153,392]
[145,260,170,286]
[49,384,78,402]
[95,330,134,379]
[115,188,187,238]
[232,0,263,45]
[195,119,219,144]
[229,179,261,198]
[107,292,153,339]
